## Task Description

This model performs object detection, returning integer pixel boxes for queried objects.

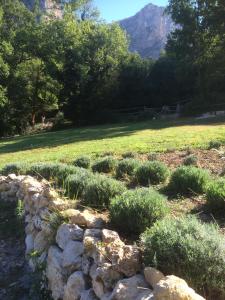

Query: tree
[10,58,60,127]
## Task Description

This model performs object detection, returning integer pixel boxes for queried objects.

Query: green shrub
[141,216,225,298]
[115,159,141,179]
[65,169,94,199]
[168,166,210,195]
[73,156,91,169]
[206,179,225,213]
[122,151,137,159]
[83,175,126,208]
[183,154,198,166]
[92,156,117,173]
[209,140,222,149]
[110,188,169,235]
[1,163,28,175]
[28,163,78,184]
[135,161,169,186]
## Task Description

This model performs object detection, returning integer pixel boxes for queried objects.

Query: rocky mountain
[22,0,62,17]
[120,3,175,59]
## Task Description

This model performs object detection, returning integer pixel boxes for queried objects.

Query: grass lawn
[0,116,224,168]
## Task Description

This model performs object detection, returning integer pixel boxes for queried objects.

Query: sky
[94,0,168,22]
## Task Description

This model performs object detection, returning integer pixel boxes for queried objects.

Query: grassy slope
[0,117,225,167]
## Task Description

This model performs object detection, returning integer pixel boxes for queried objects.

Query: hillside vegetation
[0,117,224,167]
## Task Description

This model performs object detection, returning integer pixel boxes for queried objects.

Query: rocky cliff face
[120,3,175,59]
[22,0,62,17]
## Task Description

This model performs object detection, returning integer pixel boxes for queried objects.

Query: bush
[141,216,225,298]
[92,156,117,173]
[65,169,94,199]
[206,179,225,213]
[28,163,78,184]
[122,151,137,159]
[115,159,141,179]
[183,154,198,166]
[83,175,126,208]
[73,156,91,169]
[1,163,28,175]
[135,161,169,186]
[168,166,210,195]
[209,140,222,149]
[110,188,169,235]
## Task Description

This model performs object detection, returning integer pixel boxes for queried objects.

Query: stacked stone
[48,208,205,300]
[0,175,205,300]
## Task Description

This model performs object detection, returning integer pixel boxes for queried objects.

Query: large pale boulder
[63,271,87,300]
[46,246,66,300]
[56,224,84,249]
[62,241,83,272]
[110,274,153,300]
[144,267,165,289]
[153,275,205,300]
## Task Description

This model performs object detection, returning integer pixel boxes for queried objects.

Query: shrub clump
[122,151,137,159]
[183,154,198,166]
[141,216,225,298]
[115,159,141,179]
[92,156,117,173]
[28,163,78,184]
[168,166,210,195]
[1,163,28,176]
[83,175,126,208]
[110,188,169,235]
[73,156,91,169]
[135,161,169,186]
[208,140,222,149]
[206,179,225,213]
[65,169,94,199]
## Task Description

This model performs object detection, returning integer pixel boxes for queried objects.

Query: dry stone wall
[0,174,205,300]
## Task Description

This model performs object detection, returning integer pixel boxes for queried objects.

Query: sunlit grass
[0,117,224,167]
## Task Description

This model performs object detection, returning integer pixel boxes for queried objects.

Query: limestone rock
[110,245,141,277]
[25,234,34,254]
[66,209,105,228]
[56,224,84,249]
[62,241,83,272]
[110,274,152,300]
[80,289,98,300]
[63,271,87,300]
[84,229,102,239]
[46,246,65,300]
[153,275,205,300]
[96,263,122,289]
[82,255,92,275]
[33,230,50,253]
[144,267,165,289]
[102,229,120,244]
[92,277,105,299]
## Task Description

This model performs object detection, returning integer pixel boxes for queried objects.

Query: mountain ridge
[120,3,175,59]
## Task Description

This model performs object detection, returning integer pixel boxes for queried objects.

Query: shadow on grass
[0,116,225,155]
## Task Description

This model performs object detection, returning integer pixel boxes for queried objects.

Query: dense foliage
[83,174,126,208]
[0,0,224,136]
[168,166,210,195]
[110,188,169,235]
[206,179,225,213]
[135,161,169,186]
[141,216,225,298]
